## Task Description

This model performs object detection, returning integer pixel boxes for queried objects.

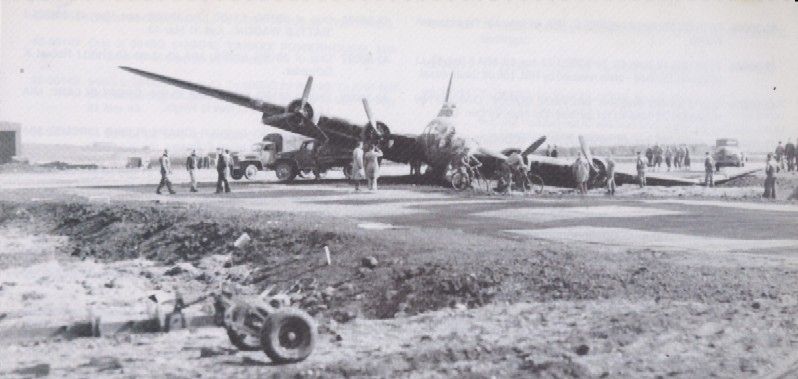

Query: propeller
[578,135,597,171]
[300,76,313,114]
[444,72,453,103]
[522,136,547,157]
[361,98,384,138]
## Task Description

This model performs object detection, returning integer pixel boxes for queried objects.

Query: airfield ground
[1,167,797,378]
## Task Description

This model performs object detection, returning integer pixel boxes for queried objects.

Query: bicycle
[451,166,489,192]
[526,172,545,194]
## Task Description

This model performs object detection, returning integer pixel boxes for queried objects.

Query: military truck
[713,138,745,170]
[231,133,353,182]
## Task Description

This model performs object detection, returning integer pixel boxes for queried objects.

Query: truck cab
[713,138,745,170]
[272,140,354,182]
[231,133,284,180]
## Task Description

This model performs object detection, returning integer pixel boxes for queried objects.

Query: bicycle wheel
[527,173,544,194]
[451,172,469,191]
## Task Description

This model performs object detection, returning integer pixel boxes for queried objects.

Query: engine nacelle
[362,121,390,147]
[286,99,314,121]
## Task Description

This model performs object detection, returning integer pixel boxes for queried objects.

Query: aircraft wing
[119,66,285,116]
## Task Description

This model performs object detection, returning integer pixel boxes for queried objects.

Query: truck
[713,138,746,171]
[231,133,354,182]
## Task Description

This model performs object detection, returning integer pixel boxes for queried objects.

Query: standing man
[364,145,383,191]
[684,148,691,169]
[635,151,647,188]
[573,152,590,195]
[186,150,199,192]
[665,147,673,171]
[409,157,422,176]
[507,150,529,192]
[605,153,616,196]
[704,152,715,187]
[645,146,654,167]
[764,153,777,199]
[550,145,559,158]
[156,149,176,195]
[215,149,231,193]
[653,144,663,171]
[351,141,365,191]
[785,139,795,172]
[775,141,785,172]
[545,144,552,157]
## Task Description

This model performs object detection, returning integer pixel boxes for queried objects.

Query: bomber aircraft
[120,66,612,188]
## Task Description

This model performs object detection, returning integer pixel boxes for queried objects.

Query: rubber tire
[275,161,297,182]
[226,327,261,351]
[231,168,244,180]
[261,308,317,364]
[450,172,468,191]
[343,164,353,179]
[244,164,259,180]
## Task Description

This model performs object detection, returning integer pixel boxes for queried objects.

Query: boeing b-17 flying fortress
[2,2,797,378]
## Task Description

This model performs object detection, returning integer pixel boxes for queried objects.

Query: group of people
[644,144,691,172]
[774,140,797,172]
[156,149,234,195]
[635,150,716,188]
[350,141,383,191]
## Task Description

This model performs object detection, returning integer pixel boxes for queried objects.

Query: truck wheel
[244,164,259,180]
[231,168,244,180]
[261,308,317,364]
[227,327,262,351]
[275,162,297,182]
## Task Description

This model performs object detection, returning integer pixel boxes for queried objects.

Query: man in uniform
[775,141,785,172]
[785,139,795,172]
[351,141,365,191]
[573,152,590,195]
[704,152,715,187]
[653,144,663,171]
[550,145,559,158]
[764,153,777,199]
[186,150,199,192]
[605,153,616,195]
[215,149,231,193]
[506,150,529,192]
[156,150,176,195]
[635,151,647,188]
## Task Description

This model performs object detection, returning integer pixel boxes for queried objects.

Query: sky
[1,1,796,153]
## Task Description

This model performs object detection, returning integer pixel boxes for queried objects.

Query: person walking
[573,152,590,195]
[605,153,616,195]
[364,145,383,191]
[635,151,647,188]
[785,139,795,172]
[704,152,715,187]
[156,149,176,194]
[215,149,231,193]
[665,147,673,171]
[351,141,365,191]
[186,150,199,192]
[764,153,777,199]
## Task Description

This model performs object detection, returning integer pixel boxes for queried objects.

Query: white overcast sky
[1,1,796,152]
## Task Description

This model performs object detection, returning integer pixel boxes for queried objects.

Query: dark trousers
[216,170,230,193]
[764,177,776,199]
[156,174,174,194]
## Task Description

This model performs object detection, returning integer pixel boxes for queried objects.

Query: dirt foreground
[1,175,798,377]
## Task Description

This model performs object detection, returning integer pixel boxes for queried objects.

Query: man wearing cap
[764,153,777,199]
[186,150,199,192]
[635,151,646,188]
[156,149,176,195]
[704,152,715,187]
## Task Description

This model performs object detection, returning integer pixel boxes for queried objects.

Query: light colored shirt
[352,147,364,171]
[159,155,170,174]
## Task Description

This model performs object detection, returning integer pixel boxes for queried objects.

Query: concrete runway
[16,168,790,255]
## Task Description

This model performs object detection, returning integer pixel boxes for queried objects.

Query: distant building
[0,122,21,164]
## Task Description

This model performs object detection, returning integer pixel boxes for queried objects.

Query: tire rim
[278,317,311,350]
[245,165,258,179]
[276,165,290,180]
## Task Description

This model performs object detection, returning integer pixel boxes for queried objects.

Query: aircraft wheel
[231,168,244,180]
[261,308,317,364]
[527,173,544,194]
[244,164,259,180]
[343,164,353,179]
[450,172,469,191]
[275,162,297,182]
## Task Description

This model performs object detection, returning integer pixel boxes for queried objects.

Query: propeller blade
[522,136,547,157]
[578,135,598,171]
[300,76,313,110]
[362,98,375,128]
[444,71,453,103]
